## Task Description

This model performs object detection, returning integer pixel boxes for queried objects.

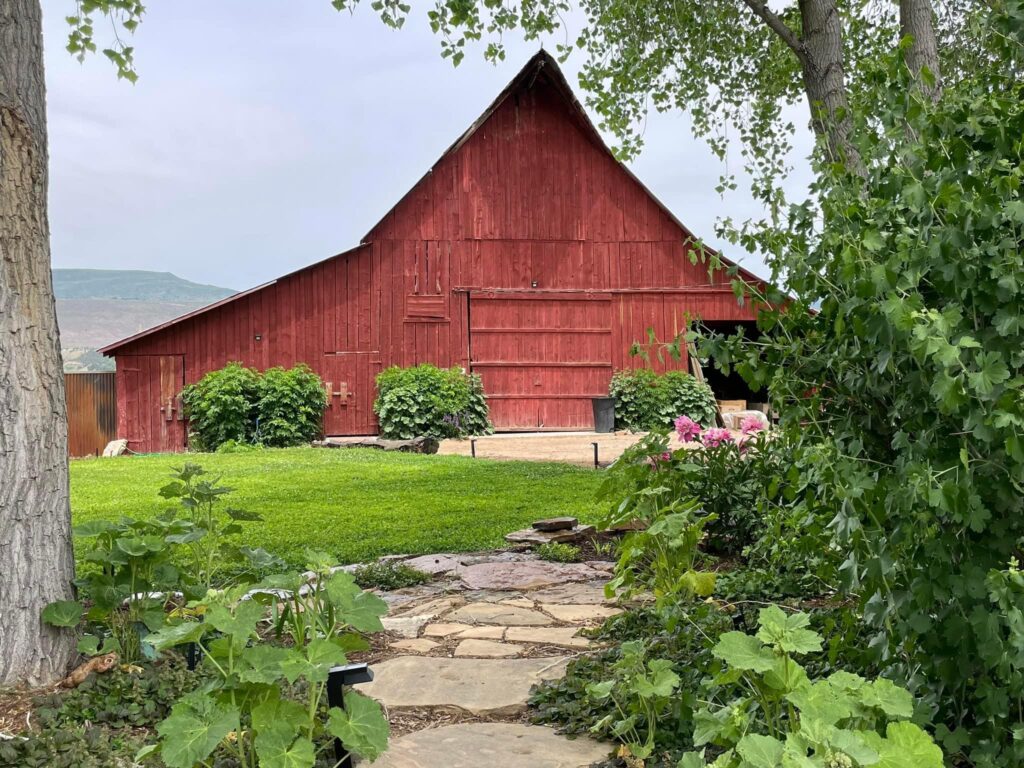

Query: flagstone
[361,723,610,768]
[361,656,569,715]
[540,603,623,623]
[529,582,614,605]
[504,626,591,649]
[422,622,505,639]
[390,638,440,653]
[453,639,523,657]
[446,602,553,626]
[458,561,609,591]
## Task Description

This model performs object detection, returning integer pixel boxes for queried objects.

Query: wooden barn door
[468,292,613,430]
[322,352,382,435]
[118,355,186,453]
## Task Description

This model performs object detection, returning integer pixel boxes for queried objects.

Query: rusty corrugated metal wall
[65,372,116,457]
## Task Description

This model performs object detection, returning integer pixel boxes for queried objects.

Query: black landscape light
[592,441,599,468]
[471,438,477,458]
[326,663,375,767]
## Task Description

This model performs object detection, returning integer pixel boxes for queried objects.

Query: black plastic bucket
[592,397,615,433]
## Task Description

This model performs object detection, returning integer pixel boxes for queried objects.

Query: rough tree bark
[900,0,942,101]
[742,0,862,173]
[0,0,78,685]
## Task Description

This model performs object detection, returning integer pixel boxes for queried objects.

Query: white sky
[42,0,813,292]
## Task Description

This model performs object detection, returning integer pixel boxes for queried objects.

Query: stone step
[358,723,610,768]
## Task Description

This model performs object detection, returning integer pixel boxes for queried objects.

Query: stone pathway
[355,552,622,767]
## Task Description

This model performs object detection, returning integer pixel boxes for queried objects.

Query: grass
[70,447,603,566]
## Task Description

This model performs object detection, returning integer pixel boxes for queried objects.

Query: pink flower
[647,451,674,470]
[740,415,766,435]
[701,427,734,447]
[675,415,702,442]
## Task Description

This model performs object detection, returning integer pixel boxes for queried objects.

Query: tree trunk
[0,0,78,686]
[900,0,942,101]
[797,0,863,173]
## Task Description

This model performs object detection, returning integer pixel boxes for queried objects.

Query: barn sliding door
[117,355,186,453]
[468,292,613,430]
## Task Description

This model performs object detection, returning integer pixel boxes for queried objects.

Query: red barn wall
[110,64,762,451]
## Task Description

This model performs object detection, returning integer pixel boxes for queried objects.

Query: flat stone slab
[530,582,614,605]
[453,639,522,657]
[423,623,506,640]
[532,517,578,531]
[361,723,610,768]
[504,626,591,649]
[361,656,568,715]
[458,560,609,591]
[505,525,596,545]
[390,638,440,653]
[402,554,463,576]
[382,615,431,638]
[392,595,465,618]
[541,603,622,624]
[446,602,552,626]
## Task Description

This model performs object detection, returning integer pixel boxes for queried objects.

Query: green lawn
[70,447,603,566]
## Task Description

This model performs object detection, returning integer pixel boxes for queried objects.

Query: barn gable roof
[102,50,763,356]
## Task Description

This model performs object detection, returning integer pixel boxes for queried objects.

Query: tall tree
[0,0,77,686]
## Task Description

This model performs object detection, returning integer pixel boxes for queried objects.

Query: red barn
[101,51,766,453]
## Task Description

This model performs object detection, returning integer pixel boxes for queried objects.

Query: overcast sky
[42,0,813,292]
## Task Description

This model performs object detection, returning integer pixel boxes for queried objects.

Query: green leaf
[252,698,314,768]
[677,752,706,768]
[785,681,853,725]
[755,607,822,655]
[712,631,775,672]
[73,520,116,537]
[156,693,239,768]
[736,733,784,768]
[586,680,615,701]
[863,721,944,768]
[280,639,348,684]
[237,644,292,683]
[326,690,390,761]
[146,620,207,651]
[205,600,264,643]
[861,678,914,719]
[42,600,83,628]
[325,571,387,632]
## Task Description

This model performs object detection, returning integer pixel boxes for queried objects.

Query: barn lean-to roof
[101,49,764,356]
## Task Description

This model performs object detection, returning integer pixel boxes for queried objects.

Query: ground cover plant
[71,447,601,566]
[374,363,492,439]
[17,466,393,768]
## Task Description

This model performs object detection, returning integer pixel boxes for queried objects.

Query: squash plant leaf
[327,690,389,761]
[156,693,239,768]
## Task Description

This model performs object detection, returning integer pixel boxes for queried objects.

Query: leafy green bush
[682,607,943,768]
[181,362,259,451]
[609,368,716,432]
[374,364,492,439]
[254,365,328,447]
[535,542,582,563]
[353,560,431,591]
[182,363,327,451]
[143,553,390,767]
[43,464,274,662]
[698,11,1024,762]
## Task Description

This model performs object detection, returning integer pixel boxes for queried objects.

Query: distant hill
[53,269,234,302]
[54,269,236,372]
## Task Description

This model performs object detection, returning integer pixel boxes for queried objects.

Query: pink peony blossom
[701,427,734,447]
[740,415,766,435]
[674,415,702,442]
